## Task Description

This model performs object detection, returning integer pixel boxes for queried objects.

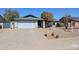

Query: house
[59,16,79,28]
[0,15,10,29]
[70,17,79,28]
[11,15,45,29]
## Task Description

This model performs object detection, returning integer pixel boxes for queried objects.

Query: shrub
[60,23,64,27]
[55,35,59,39]
[56,23,60,27]
[51,32,54,36]
[53,21,55,25]
[0,25,2,29]
[56,23,64,27]
[47,22,53,27]
[44,34,47,37]
[47,21,55,27]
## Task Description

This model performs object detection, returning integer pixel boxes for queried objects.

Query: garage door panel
[17,22,37,28]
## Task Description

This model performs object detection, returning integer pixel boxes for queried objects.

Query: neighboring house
[70,17,79,28]
[11,15,45,29]
[59,16,79,28]
[0,15,10,29]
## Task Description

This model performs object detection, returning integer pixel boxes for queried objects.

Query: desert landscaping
[0,27,79,50]
[0,8,79,50]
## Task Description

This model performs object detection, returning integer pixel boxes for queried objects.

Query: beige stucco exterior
[68,21,79,28]
[75,22,79,28]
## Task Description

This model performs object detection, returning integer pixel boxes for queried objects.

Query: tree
[3,9,20,21]
[41,12,54,21]
[41,12,54,27]
[64,15,71,29]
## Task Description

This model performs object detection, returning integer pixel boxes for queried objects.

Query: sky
[0,8,79,20]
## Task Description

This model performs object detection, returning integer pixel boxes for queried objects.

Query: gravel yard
[0,28,79,50]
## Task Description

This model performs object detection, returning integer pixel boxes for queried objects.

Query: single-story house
[59,16,79,28]
[11,15,45,29]
[0,15,10,29]
[0,14,57,29]
[70,17,79,28]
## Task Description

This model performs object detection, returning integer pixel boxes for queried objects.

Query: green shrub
[47,21,55,27]
[60,23,64,27]
[0,25,2,29]
[56,23,64,27]
[53,21,55,25]
[56,23,60,27]
[47,22,53,27]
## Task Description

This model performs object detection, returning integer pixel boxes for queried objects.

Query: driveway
[0,28,79,50]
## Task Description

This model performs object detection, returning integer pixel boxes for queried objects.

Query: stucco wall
[75,22,79,28]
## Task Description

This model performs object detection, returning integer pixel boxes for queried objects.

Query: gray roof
[60,16,79,22]
[23,14,38,18]
[14,17,44,21]
[70,17,79,21]
[0,15,6,22]
[13,15,44,21]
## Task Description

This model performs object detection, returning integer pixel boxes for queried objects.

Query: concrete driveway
[0,28,79,50]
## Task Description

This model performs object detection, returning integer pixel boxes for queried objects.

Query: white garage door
[17,21,37,29]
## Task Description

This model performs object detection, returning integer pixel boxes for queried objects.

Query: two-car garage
[11,15,44,29]
[17,21,38,29]
[11,21,38,29]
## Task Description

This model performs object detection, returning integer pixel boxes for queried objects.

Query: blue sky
[0,8,79,20]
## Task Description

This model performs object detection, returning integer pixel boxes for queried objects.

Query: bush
[55,35,59,39]
[44,34,47,37]
[47,22,53,27]
[51,32,54,36]
[56,23,64,27]
[53,21,55,25]
[47,21,55,27]
[60,23,64,27]
[56,23,60,27]
[0,25,2,29]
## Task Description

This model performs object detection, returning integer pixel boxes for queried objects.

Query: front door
[38,20,43,28]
